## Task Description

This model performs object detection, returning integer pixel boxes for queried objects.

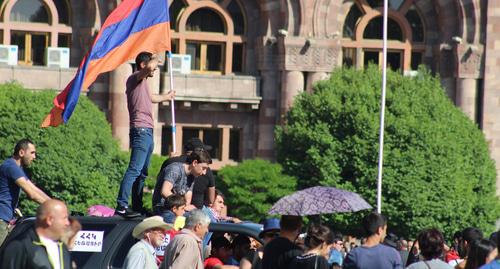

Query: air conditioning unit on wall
[0,45,18,66]
[169,54,191,74]
[46,47,70,68]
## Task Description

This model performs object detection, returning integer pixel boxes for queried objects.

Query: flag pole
[167,51,177,153]
[376,0,389,214]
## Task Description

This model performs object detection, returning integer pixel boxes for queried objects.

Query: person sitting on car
[159,194,186,227]
[123,216,173,269]
[204,236,238,269]
[155,194,186,265]
[208,190,241,223]
[152,149,211,215]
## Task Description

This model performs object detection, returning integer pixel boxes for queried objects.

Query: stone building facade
[1,0,499,188]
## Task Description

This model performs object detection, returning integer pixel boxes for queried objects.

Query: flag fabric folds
[42,0,170,127]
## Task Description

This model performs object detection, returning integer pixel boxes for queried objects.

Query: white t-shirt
[39,235,61,269]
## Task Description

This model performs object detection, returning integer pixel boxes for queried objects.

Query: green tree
[276,66,500,238]
[0,82,128,215]
[217,159,297,222]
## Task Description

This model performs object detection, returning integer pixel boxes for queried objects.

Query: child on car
[155,194,187,265]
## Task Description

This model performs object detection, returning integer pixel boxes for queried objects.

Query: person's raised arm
[140,56,176,103]
[15,178,50,204]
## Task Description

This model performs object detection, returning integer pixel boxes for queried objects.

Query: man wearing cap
[123,216,173,269]
[159,137,216,210]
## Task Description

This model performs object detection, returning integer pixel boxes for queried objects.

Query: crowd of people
[0,51,499,269]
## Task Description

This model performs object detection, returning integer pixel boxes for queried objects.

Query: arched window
[186,8,225,33]
[1,0,72,66]
[363,17,403,41]
[169,0,246,74]
[341,1,425,72]
[10,0,49,23]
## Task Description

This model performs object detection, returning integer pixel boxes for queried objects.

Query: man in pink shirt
[116,51,174,218]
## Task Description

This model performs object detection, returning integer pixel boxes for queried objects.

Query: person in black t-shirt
[262,215,303,269]
[159,137,215,210]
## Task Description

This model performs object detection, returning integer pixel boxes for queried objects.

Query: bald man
[1,199,73,269]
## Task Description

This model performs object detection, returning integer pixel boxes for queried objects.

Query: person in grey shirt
[405,228,453,269]
[123,216,173,269]
[152,148,212,214]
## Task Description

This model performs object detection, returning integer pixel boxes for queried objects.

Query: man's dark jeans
[116,127,154,211]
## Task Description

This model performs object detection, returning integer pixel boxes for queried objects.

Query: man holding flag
[40,0,175,217]
[115,52,174,218]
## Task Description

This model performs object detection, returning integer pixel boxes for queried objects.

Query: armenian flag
[42,0,170,127]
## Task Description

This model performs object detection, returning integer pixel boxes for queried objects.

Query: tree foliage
[0,82,128,215]
[276,66,500,238]
[217,159,297,222]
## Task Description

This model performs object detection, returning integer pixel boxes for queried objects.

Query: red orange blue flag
[41,0,170,127]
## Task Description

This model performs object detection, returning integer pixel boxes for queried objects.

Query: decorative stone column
[454,43,484,124]
[109,63,132,151]
[306,72,329,93]
[257,70,280,159]
[455,78,478,121]
[281,70,304,115]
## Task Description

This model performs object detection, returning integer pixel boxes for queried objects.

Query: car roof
[13,215,264,241]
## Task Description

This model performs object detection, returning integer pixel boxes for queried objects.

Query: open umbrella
[268,186,372,216]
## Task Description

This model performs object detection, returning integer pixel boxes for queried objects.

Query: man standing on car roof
[1,199,71,269]
[0,139,51,245]
[115,51,175,218]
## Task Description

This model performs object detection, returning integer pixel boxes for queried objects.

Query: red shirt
[204,257,223,269]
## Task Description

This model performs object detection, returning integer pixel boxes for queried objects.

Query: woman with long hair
[289,224,333,269]
[464,239,497,269]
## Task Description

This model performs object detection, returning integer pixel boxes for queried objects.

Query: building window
[406,6,424,42]
[363,17,403,41]
[10,0,49,23]
[11,31,49,65]
[186,8,225,33]
[169,0,187,31]
[53,0,70,25]
[169,0,246,74]
[58,33,71,48]
[343,4,362,39]
[229,129,240,161]
[341,1,425,72]
[182,128,222,160]
[186,41,224,72]
[2,0,72,66]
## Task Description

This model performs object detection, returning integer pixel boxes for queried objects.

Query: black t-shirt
[289,253,329,269]
[262,237,303,269]
[159,155,215,209]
